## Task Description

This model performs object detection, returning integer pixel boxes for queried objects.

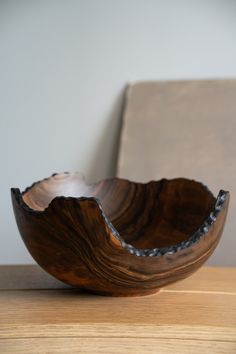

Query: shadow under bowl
[11,172,229,296]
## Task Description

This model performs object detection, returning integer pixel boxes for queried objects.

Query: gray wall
[1,0,236,265]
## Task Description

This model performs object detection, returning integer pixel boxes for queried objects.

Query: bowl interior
[22,173,216,249]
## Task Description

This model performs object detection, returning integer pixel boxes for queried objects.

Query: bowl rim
[11,172,229,258]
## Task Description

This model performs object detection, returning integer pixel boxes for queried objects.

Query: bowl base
[82,288,161,297]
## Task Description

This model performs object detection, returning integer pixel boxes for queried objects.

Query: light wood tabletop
[0,265,235,353]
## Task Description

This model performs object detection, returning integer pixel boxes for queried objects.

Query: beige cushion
[117,80,236,266]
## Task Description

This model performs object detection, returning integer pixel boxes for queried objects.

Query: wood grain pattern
[1,265,236,293]
[0,266,235,353]
[1,338,236,354]
[11,173,229,296]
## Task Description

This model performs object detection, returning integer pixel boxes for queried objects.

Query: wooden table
[0,265,235,353]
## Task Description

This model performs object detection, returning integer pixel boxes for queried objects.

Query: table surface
[0,265,235,353]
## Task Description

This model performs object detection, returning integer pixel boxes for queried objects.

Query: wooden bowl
[11,172,229,296]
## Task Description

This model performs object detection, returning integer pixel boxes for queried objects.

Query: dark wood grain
[11,173,229,296]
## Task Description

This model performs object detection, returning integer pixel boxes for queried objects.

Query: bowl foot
[82,288,161,297]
